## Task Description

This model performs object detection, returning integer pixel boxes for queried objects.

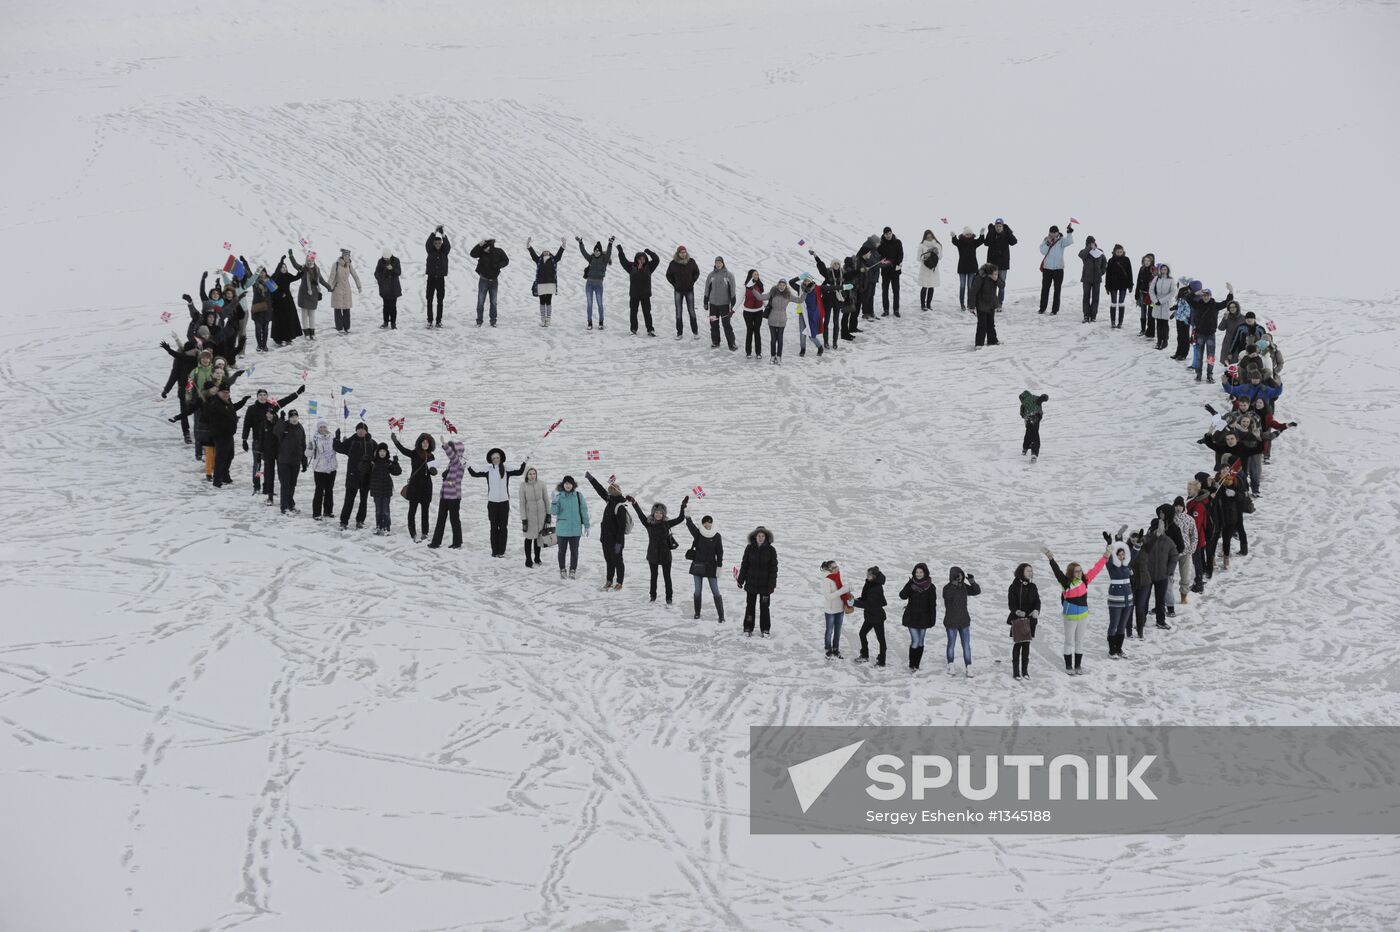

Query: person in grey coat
[327,249,363,333]
[1037,223,1075,315]
[763,279,800,364]
[1077,237,1107,323]
[287,251,330,339]
[518,467,551,568]
[703,257,738,350]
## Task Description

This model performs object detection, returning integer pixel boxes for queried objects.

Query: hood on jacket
[695,516,718,539]
[909,562,932,589]
[867,567,885,586]
[1109,541,1131,566]
[592,241,603,254]
[374,442,390,458]
[486,446,506,464]
[315,418,329,435]
[948,566,965,583]
[412,432,437,456]
[747,526,774,546]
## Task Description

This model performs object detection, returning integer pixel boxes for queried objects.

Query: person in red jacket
[1185,477,1209,593]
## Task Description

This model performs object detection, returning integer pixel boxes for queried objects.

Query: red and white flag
[797,238,806,247]
[607,473,616,484]
[543,418,563,437]
[299,236,309,248]
[1266,320,1277,333]
[222,241,232,251]
[442,416,458,434]
[160,311,173,323]
[1069,216,1081,225]
[692,485,706,499]
[1226,364,1239,378]
[387,416,405,432]
[1207,355,1216,365]
[429,400,446,414]
[940,217,948,224]
[300,368,309,382]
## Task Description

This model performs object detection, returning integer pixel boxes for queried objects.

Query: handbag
[539,520,557,547]
[1011,616,1034,642]
[685,546,696,560]
[842,603,855,615]
[668,533,679,551]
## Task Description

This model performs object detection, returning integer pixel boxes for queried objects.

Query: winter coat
[617,247,660,298]
[666,256,701,293]
[951,234,984,275]
[469,455,526,503]
[969,269,1000,313]
[819,572,853,614]
[1006,572,1041,628]
[916,240,942,287]
[469,241,509,280]
[984,225,1018,270]
[1217,310,1246,355]
[269,267,303,341]
[1106,541,1135,606]
[1135,264,1157,303]
[579,241,612,282]
[631,503,686,564]
[1018,391,1048,419]
[327,258,362,308]
[550,486,591,537]
[425,233,451,277]
[519,478,551,539]
[1224,380,1283,407]
[1190,292,1234,334]
[333,429,376,481]
[1230,322,1266,358]
[853,571,887,623]
[743,280,766,311]
[763,284,800,328]
[585,473,630,545]
[941,568,981,629]
[392,433,437,504]
[684,517,723,577]
[1048,554,1107,619]
[878,235,904,268]
[528,245,565,288]
[241,389,302,446]
[1142,531,1180,582]
[1151,275,1177,320]
[899,572,937,629]
[375,257,403,299]
[202,393,247,439]
[1038,231,1074,271]
[273,419,307,467]
[1078,247,1107,285]
[737,528,778,594]
[290,257,329,310]
[439,441,466,500]
[308,426,338,473]
[1105,254,1134,292]
[703,267,737,308]
[368,448,402,497]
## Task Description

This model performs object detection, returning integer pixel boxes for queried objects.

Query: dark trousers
[1138,296,1152,333]
[859,617,886,660]
[1222,519,1247,558]
[312,470,336,517]
[824,304,843,346]
[426,275,445,323]
[919,287,934,310]
[382,296,398,328]
[769,327,785,357]
[277,462,299,512]
[253,314,270,350]
[860,277,877,317]
[1039,268,1064,313]
[408,498,430,538]
[1012,641,1030,676]
[175,392,193,439]
[674,290,697,335]
[212,436,235,486]
[524,537,542,565]
[339,475,369,527]
[975,310,998,346]
[487,500,510,555]
[430,498,461,547]
[709,307,736,349]
[742,311,764,355]
[649,559,673,600]
[1107,289,1127,327]
[1192,548,1206,587]
[261,451,278,500]
[603,541,625,584]
[1155,317,1169,347]
[333,307,351,332]
[1174,319,1191,357]
[629,295,654,334]
[557,536,580,572]
[1082,282,1101,320]
[1022,414,1042,455]
[881,267,900,312]
[743,590,771,633]
[251,452,267,491]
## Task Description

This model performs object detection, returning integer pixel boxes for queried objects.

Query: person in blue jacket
[1103,534,1136,655]
[1038,222,1075,315]
[549,475,591,579]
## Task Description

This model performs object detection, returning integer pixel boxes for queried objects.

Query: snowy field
[3,1,1400,929]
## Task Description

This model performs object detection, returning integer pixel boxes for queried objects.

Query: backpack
[922,247,940,270]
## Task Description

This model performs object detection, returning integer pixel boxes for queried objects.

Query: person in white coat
[820,560,853,658]
[1150,263,1177,351]
[1037,223,1075,315]
[327,249,363,334]
[915,230,942,310]
[307,418,338,520]
[518,466,551,568]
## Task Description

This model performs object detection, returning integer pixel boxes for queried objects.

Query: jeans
[1246,454,1262,495]
[824,612,844,652]
[742,310,764,355]
[253,314,270,350]
[1022,414,1042,455]
[709,306,736,349]
[1082,282,1100,320]
[945,626,971,665]
[373,494,391,530]
[557,535,580,571]
[673,289,696,335]
[908,627,927,649]
[339,474,369,527]
[958,272,975,308]
[880,266,900,312]
[476,277,499,324]
[769,327,785,357]
[693,575,723,618]
[996,269,1007,307]
[487,500,510,555]
[1039,268,1064,313]
[586,281,604,325]
[430,498,462,547]
[312,470,336,517]
[628,294,654,333]
[1107,603,1133,638]
[1192,333,1217,374]
[427,274,445,323]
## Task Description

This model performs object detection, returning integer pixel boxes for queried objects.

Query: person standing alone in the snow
[737,527,778,637]
[1019,390,1049,461]
[878,226,904,316]
[425,226,450,328]
[1038,223,1074,315]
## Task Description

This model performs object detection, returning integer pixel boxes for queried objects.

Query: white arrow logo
[788,740,865,813]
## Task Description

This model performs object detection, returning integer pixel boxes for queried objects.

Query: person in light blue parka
[1037,223,1075,315]
[550,474,591,578]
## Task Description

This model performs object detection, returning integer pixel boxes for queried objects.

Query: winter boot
[1064,655,1074,674]
[876,653,886,667]
[908,647,918,670]
[1108,636,1117,657]
[693,595,702,619]
[1073,653,1083,674]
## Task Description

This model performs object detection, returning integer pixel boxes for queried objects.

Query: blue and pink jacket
[1048,554,1108,620]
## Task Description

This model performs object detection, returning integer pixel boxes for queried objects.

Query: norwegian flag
[185,375,194,394]
[300,368,309,382]
[797,238,806,247]
[442,416,458,434]
[607,474,616,484]
[429,400,446,414]
[543,418,563,437]
[1069,216,1081,225]
[160,311,173,323]
[1207,355,1216,365]
[586,450,601,461]
[940,217,948,224]
[1226,364,1239,378]
[732,566,739,581]
[299,236,309,248]
[692,485,706,499]
[387,416,405,432]
[1266,320,1277,333]
[268,395,281,408]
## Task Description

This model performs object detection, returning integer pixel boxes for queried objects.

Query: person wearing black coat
[984,219,1018,308]
[811,254,850,347]
[273,409,308,514]
[585,471,631,589]
[629,496,688,604]
[685,514,725,622]
[853,567,888,666]
[941,567,982,676]
[527,239,566,327]
[899,563,937,670]
[950,228,985,310]
[425,227,450,327]
[469,238,509,326]
[242,385,305,494]
[334,422,376,529]
[367,443,403,534]
[392,432,437,541]
[1133,254,1157,336]
[1006,563,1041,680]
[854,236,883,321]
[616,244,660,336]
[967,264,1002,347]
[375,251,403,329]
[1104,245,1134,329]
[665,247,701,337]
[878,228,904,316]
[1189,283,1235,382]
[268,258,303,345]
[736,527,778,636]
[160,339,201,442]
[203,385,250,488]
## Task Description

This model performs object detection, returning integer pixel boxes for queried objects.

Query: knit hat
[1194,471,1211,484]
[340,248,351,259]
[1049,225,1060,234]
[994,217,1005,224]
[962,226,973,235]
[354,421,368,431]
[287,408,300,417]
[883,226,892,234]
[1244,310,1256,319]
[383,248,393,260]
[1189,280,1203,293]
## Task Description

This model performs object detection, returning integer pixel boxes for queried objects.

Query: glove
[1015,610,1026,617]
[1103,531,1113,545]
[181,293,192,303]
[297,385,306,395]
[242,439,249,452]
[1030,610,1039,619]
[300,458,308,472]
[428,467,438,476]
[522,520,527,532]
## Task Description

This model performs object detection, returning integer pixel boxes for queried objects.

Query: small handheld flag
[222,241,232,251]
[586,450,601,461]
[1069,216,1081,225]
[442,416,458,434]
[387,416,405,432]
[797,238,806,247]
[1207,355,1216,365]
[607,474,617,484]
[1226,364,1239,378]
[160,311,173,323]
[429,400,446,414]
[232,259,247,279]
[940,217,948,224]
[692,485,706,499]
[307,400,318,416]
[543,418,563,437]
[1266,320,1277,333]
[340,385,353,395]
[299,236,309,248]
[343,401,350,420]
[359,408,367,420]
[300,369,308,382]
[222,254,237,273]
